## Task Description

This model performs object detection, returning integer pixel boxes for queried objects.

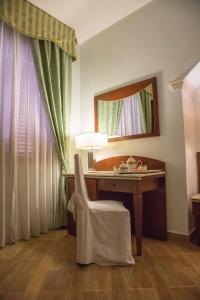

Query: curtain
[97,87,152,137]
[139,84,153,133]
[97,100,122,136]
[32,40,72,212]
[0,0,77,60]
[32,40,71,172]
[0,22,63,248]
[117,93,147,136]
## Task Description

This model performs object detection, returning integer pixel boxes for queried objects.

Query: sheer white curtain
[0,22,62,248]
[117,93,145,136]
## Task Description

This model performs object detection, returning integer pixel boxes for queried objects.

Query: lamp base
[88,150,95,171]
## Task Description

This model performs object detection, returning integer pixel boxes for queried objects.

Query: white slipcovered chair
[68,154,134,265]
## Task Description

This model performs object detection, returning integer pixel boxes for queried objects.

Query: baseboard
[167,231,189,242]
[168,228,197,243]
[188,227,195,236]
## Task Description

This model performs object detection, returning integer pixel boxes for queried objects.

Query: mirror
[94,77,159,142]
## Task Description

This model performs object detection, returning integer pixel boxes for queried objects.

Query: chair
[69,153,134,265]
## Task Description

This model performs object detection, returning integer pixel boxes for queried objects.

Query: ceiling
[29,0,152,44]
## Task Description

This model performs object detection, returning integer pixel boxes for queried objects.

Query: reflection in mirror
[97,84,152,137]
[94,77,159,142]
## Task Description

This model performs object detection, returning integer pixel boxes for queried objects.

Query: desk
[65,170,167,256]
[191,194,200,245]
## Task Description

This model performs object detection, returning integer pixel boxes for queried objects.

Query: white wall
[79,0,200,234]
[182,64,200,233]
[194,87,200,152]
[182,80,198,232]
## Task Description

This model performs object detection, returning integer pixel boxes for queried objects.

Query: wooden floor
[0,230,200,300]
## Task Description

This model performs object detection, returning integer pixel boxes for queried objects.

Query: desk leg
[133,193,143,256]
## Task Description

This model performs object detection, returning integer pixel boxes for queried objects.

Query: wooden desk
[65,170,167,256]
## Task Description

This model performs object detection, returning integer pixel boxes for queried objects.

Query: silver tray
[119,169,163,174]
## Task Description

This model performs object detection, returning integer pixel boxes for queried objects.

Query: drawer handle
[112,183,116,187]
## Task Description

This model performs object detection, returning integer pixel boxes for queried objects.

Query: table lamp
[75,132,108,171]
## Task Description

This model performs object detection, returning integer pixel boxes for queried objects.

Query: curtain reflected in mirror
[94,78,159,142]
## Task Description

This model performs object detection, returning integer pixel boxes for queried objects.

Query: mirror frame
[94,77,160,142]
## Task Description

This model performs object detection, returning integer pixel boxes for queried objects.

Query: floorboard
[0,229,200,300]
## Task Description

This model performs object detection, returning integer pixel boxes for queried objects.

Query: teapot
[119,161,128,173]
[126,156,138,171]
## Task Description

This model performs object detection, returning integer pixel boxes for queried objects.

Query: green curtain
[32,39,72,226]
[139,84,153,133]
[97,100,123,136]
[0,0,77,60]
[32,39,71,171]
[137,95,147,133]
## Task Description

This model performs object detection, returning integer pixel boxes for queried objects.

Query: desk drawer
[97,179,132,193]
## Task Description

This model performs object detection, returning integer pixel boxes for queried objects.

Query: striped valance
[0,0,77,60]
[144,84,153,99]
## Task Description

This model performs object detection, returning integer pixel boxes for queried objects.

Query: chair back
[74,154,89,207]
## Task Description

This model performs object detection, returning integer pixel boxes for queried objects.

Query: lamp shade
[75,132,107,150]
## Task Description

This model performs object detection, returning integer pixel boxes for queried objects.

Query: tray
[118,169,163,174]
